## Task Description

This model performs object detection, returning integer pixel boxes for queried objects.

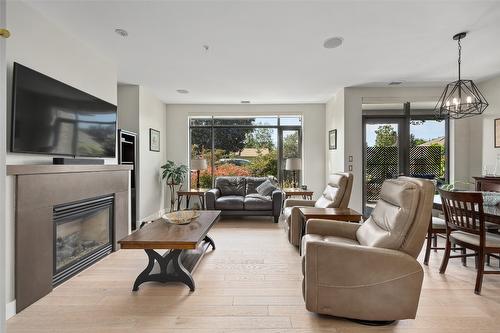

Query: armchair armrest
[271,189,283,216]
[305,219,361,240]
[303,240,423,319]
[284,198,315,208]
[205,189,220,210]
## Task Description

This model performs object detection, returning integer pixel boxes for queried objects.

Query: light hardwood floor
[7,217,500,333]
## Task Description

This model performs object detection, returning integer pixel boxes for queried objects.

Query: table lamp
[191,158,208,190]
[285,158,301,188]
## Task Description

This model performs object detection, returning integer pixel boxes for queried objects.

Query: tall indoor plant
[161,160,188,211]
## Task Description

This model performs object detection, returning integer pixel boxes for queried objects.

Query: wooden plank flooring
[7,217,500,332]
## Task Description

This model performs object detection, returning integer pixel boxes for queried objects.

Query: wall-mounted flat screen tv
[11,62,117,158]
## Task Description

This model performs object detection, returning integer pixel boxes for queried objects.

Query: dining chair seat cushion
[431,216,446,229]
[486,222,500,231]
[450,231,500,248]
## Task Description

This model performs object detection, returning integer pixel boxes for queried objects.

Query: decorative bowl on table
[162,210,200,225]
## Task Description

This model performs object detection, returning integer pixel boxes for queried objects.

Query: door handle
[0,29,10,38]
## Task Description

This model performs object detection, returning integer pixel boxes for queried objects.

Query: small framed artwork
[149,128,160,152]
[329,129,337,150]
[495,119,500,148]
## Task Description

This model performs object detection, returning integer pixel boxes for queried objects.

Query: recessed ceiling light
[115,28,128,37]
[323,36,344,49]
[389,81,403,86]
[176,89,189,94]
[241,100,250,104]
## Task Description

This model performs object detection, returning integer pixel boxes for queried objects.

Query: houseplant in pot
[161,160,188,211]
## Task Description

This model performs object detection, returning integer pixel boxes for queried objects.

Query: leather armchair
[283,172,353,246]
[302,177,434,322]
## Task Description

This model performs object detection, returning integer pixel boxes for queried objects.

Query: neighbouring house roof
[419,136,445,146]
[240,148,270,157]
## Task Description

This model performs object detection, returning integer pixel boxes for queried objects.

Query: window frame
[189,115,303,188]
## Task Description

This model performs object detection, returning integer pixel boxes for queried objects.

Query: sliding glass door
[363,118,406,215]
[362,104,448,215]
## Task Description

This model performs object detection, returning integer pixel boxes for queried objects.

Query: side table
[177,189,208,210]
[283,188,314,200]
[298,207,363,254]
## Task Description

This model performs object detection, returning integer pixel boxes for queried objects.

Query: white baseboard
[6,300,16,319]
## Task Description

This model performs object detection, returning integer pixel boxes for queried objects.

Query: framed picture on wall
[495,119,500,148]
[329,129,337,150]
[149,128,160,152]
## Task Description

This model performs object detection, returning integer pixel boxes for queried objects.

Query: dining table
[433,194,500,225]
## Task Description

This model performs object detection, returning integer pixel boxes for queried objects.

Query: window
[189,116,302,189]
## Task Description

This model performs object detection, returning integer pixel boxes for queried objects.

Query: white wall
[1,0,7,329]
[117,85,167,224]
[325,89,345,180]
[117,85,139,134]
[165,104,326,201]
[138,87,167,221]
[478,75,500,172]
[5,0,117,316]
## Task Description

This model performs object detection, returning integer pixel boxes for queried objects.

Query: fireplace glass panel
[55,207,111,272]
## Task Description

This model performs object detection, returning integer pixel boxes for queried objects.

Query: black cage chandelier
[435,32,488,119]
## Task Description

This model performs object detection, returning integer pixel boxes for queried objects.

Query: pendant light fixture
[435,32,488,119]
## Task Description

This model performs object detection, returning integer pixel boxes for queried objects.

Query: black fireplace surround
[53,195,114,286]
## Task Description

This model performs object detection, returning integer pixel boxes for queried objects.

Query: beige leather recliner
[283,172,353,246]
[302,177,434,322]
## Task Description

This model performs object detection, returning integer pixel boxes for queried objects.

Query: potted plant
[161,160,188,211]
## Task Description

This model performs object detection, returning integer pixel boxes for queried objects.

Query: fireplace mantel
[10,164,132,313]
[7,164,132,175]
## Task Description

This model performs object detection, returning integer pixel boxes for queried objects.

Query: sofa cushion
[246,177,269,194]
[215,177,246,196]
[356,179,420,250]
[244,193,273,210]
[256,180,277,196]
[215,195,244,210]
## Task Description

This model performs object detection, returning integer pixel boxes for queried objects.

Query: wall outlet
[348,165,353,171]
[348,156,353,162]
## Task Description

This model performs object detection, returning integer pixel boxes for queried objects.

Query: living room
[1,1,500,332]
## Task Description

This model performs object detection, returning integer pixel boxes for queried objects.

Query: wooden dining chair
[438,189,500,294]
[424,216,446,265]
[424,215,499,267]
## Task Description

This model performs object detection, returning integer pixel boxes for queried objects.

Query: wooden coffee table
[298,207,363,253]
[118,210,221,291]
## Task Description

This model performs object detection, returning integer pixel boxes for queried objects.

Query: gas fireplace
[53,195,114,286]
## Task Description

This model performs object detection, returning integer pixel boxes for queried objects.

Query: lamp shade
[285,158,301,171]
[191,158,208,170]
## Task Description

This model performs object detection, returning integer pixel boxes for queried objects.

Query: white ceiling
[25,0,500,104]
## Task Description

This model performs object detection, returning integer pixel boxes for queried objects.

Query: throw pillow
[256,179,277,196]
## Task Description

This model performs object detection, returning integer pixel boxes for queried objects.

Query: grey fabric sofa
[205,176,283,223]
